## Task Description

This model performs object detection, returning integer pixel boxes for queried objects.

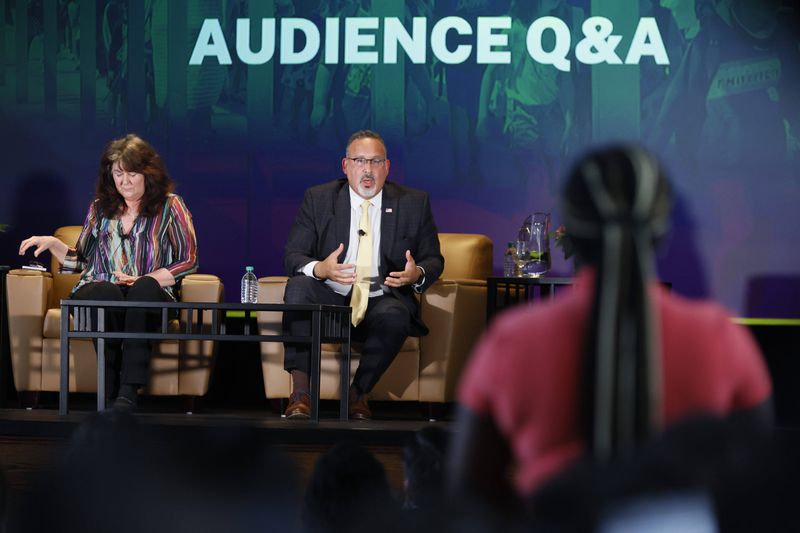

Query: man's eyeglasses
[346,157,386,168]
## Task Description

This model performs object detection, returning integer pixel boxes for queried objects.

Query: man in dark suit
[282,130,444,420]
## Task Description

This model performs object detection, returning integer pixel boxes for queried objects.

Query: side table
[487,276,574,324]
[60,300,351,421]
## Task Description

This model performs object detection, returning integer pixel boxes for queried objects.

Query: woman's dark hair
[560,146,672,461]
[95,133,174,219]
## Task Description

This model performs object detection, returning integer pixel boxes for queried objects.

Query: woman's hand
[112,271,138,286]
[19,235,69,264]
[113,269,174,287]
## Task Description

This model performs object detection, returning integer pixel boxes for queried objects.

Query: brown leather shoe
[285,391,311,419]
[349,388,371,421]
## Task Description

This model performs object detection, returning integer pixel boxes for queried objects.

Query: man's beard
[358,174,377,198]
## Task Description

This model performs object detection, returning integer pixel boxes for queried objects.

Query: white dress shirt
[302,188,385,297]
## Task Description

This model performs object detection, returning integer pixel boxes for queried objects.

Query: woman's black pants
[72,277,169,394]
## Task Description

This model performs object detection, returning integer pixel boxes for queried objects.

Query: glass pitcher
[519,212,551,277]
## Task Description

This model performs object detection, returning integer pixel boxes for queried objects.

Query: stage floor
[0,405,447,442]
[0,402,454,509]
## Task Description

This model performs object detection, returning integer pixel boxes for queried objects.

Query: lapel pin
[385,208,393,213]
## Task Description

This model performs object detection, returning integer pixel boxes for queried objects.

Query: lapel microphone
[358,229,367,237]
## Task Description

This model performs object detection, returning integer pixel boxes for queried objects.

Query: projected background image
[0,0,798,317]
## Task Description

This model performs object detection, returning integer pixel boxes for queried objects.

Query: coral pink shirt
[458,269,772,497]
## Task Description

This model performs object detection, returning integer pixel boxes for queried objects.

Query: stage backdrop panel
[0,0,798,317]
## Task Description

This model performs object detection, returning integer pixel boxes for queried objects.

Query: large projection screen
[0,0,798,317]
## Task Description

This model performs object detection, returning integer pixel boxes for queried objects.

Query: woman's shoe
[112,394,137,412]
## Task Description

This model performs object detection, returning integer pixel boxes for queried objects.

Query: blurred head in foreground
[561,146,672,459]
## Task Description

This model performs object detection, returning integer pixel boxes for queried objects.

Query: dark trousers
[72,277,169,393]
[282,276,411,394]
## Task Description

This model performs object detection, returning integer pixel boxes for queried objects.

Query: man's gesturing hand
[313,243,356,285]
[385,250,421,288]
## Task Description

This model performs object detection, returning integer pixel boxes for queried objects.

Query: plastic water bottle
[241,266,258,304]
[504,242,517,277]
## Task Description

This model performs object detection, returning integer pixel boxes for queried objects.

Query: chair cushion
[43,308,64,339]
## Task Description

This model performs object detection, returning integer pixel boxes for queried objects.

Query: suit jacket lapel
[334,182,351,262]
[380,184,399,266]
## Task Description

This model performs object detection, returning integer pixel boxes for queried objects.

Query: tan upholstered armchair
[5,226,224,402]
[257,233,493,405]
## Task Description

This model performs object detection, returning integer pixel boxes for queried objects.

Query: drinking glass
[521,212,550,277]
[514,225,529,277]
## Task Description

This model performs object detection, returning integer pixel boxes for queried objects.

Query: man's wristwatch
[412,266,426,292]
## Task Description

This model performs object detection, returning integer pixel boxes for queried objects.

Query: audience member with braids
[446,146,772,517]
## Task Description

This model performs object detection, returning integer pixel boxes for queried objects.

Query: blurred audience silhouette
[0,460,7,533]
[302,441,401,533]
[402,426,449,512]
[400,426,450,532]
[11,410,299,533]
[447,145,779,529]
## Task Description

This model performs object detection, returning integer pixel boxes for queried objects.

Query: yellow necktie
[350,200,372,326]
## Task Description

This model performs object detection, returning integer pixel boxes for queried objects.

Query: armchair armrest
[256,276,290,339]
[6,269,53,391]
[255,276,288,350]
[257,277,291,398]
[419,278,487,402]
[180,273,224,303]
[170,274,223,396]
[257,276,289,305]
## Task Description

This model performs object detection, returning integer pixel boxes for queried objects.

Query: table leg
[97,308,106,411]
[339,317,350,421]
[59,303,69,415]
[310,310,321,422]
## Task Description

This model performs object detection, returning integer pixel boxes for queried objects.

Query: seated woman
[446,146,772,514]
[19,134,198,411]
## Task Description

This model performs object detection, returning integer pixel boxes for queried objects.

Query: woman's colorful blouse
[62,194,198,300]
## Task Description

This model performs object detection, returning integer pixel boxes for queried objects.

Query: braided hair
[560,146,672,461]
